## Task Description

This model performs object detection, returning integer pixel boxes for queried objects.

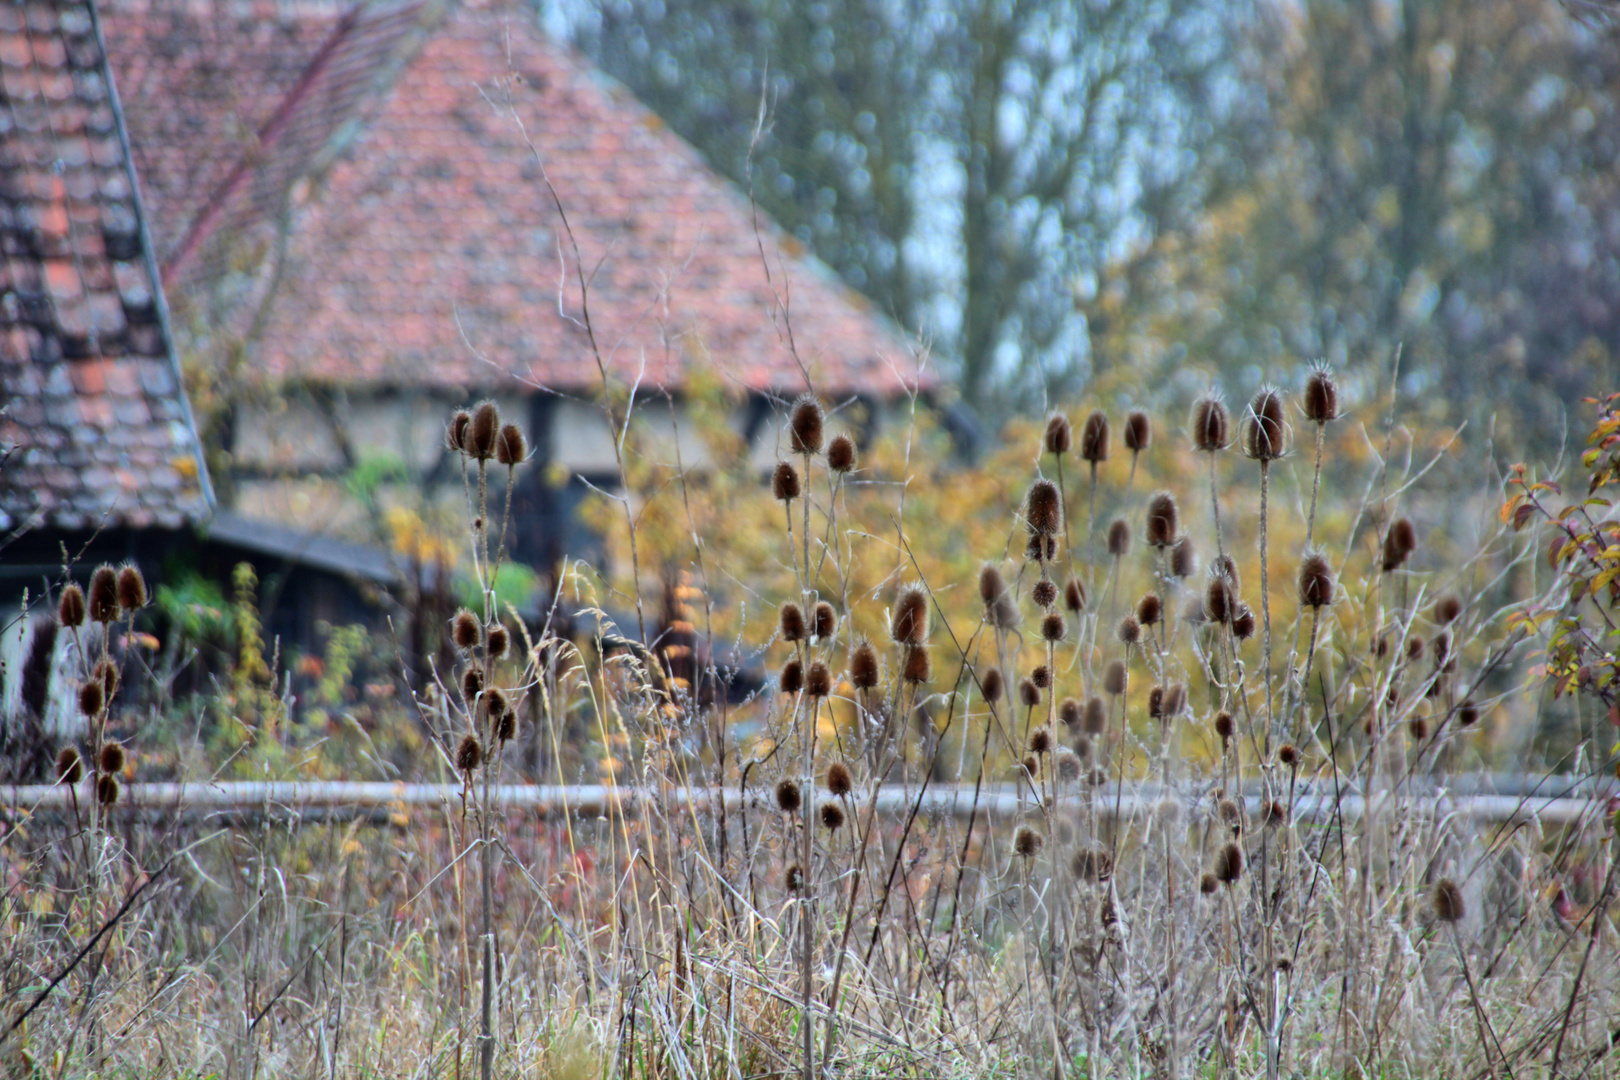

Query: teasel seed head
[1242,387,1287,461]
[780,602,808,643]
[1107,518,1131,557]
[1457,701,1479,727]
[902,645,931,684]
[1024,479,1063,538]
[446,409,471,452]
[1218,797,1243,831]
[1433,878,1465,923]
[1214,841,1245,884]
[1163,682,1185,718]
[1031,664,1052,689]
[1074,734,1092,759]
[1056,750,1082,782]
[1205,577,1233,625]
[1263,799,1288,830]
[1021,754,1039,777]
[452,610,480,651]
[94,658,119,701]
[1013,825,1043,858]
[468,401,501,461]
[1030,727,1052,755]
[1041,611,1067,643]
[99,741,125,775]
[1103,660,1128,697]
[455,733,483,773]
[1298,551,1335,608]
[1232,605,1256,641]
[97,773,120,806]
[1044,412,1072,455]
[1059,697,1082,729]
[1214,711,1235,746]
[1145,492,1179,548]
[1212,553,1240,588]
[981,667,1004,704]
[1169,537,1196,580]
[1084,695,1107,735]
[775,778,802,814]
[1079,410,1110,463]
[1088,767,1109,786]
[116,565,147,613]
[79,679,104,718]
[1409,716,1429,741]
[1191,394,1230,452]
[495,423,527,467]
[1123,410,1151,453]
[789,394,825,455]
[1019,678,1041,708]
[487,624,509,659]
[807,661,832,698]
[780,659,804,695]
[461,665,484,706]
[772,461,800,501]
[979,564,1006,606]
[786,864,805,892]
[88,565,119,624]
[1136,592,1162,628]
[1148,685,1165,719]
[1065,578,1087,614]
[1381,517,1417,571]
[820,802,845,830]
[1431,631,1452,668]
[891,585,930,645]
[1025,534,1058,562]
[1182,595,1207,626]
[1405,636,1425,662]
[827,433,857,473]
[58,583,86,628]
[56,746,82,785]
[1279,743,1299,768]
[485,686,508,721]
[1435,595,1463,624]
[1117,614,1141,645]
[850,642,880,690]
[813,601,836,641]
[1032,578,1058,609]
[1073,847,1113,882]
[826,761,854,797]
[1200,873,1218,895]
[1303,364,1340,424]
[495,708,516,742]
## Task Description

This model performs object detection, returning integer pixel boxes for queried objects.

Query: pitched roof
[102,0,925,398]
[0,0,210,531]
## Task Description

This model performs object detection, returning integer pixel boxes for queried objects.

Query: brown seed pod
[1242,387,1287,461]
[97,773,120,806]
[1431,631,1452,667]
[1024,535,1058,562]
[1162,682,1185,717]
[453,735,476,777]
[446,409,471,452]
[1148,685,1165,719]
[1019,678,1041,708]
[1084,696,1107,735]
[820,802,845,830]
[1303,365,1340,423]
[1405,636,1425,662]
[94,659,119,701]
[1214,841,1245,884]
[827,433,857,473]
[1205,577,1233,625]
[1262,800,1288,830]
[1231,604,1256,641]
[1457,701,1479,727]
[1103,659,1128,696]
[1190,395,1230,452]
[116,565,147,613]
[1056,751,1082,782]
[452,610,480,651]
[462,665,484,705]
[780,602,808,643]
[1031,664,1052,689]
[789,394,825,455]
[1298,552,1335,608]
[850,642,880,690]
[1117,614,1141,645]
[468,401,500,461]
[1013,825,1044,858]
[1025,479,1063,538]
[1214,711,1235,745]
[981,667,1004,704]
[1107,518,1131,557]
[992,595,1021,630]
[1079,410,1110,463]
[807,661,832,698]
[495,709,517,742]
[58,583,86,628]
[1211,554,1240,589]
[1434,595,1463,624]
[785,864,805,892]
[775,778,802,814]
[79,680,104,718]
[487,625,509,660]
[56,746,83,785]
[1382,517,1417,571]
[891,585,930,645]
[496,423,527,467]
[1030,727,1052,755]
[88,565,119,624]
[1087,768,1109,786]
[1432,878,1465,923]
[1021,754,1039,777]
[99,741,125,774]
[1074,734,1092,759]
[1059,697,1082,729]
[902,645,931,684]
[826,761,854,797]
[1145,492,1179,548]
[1279,743,1299,768]
[1032,578,1058,609]
[813,601,837,641]
[1073,847,1113,882]
[1041,611,1067,643]
[1200,873,1219,895]
[485,687,508,720]
[1169,537,1196,580]
[772,461,801,501]
[979,564,1006,606]
[1136,593,1162,628]
[1218,797,1243,830]
[1409,717,1429,741]
[1044,412,1072,455]
[780,659,805,695]
[1064,578,1087,614]
[1123,410,1151,453]
[1182,595,1208,626]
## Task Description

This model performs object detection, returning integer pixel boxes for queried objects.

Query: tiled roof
[103,0,925,397]
[0,0,209,531]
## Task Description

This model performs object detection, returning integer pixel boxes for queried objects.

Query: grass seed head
[827,433,857,472]
[1303,364,1340,423]
[891,585,930,645]
[1433,878,1465,923]
[1103,660,1128,696]
[772,461,801,501]
[775,778,802,814]
[826,761,853,797]
[1065,578,1087,613]
[780,659,804,695]
[1191,395,1230,452]
[850,642,880,690]
[1025,479,1063,538]
[1123,410,1151,453]
[99,741,125,774]
[1044,412,1072,455]
[1107,518,1131,556]
[1079,410,1110,463]
[981,666,1004,703]
[780,602,808,643]
[58,583,85,628]
[468,401,500,461]
[1298,551,1336,608]
[1146,491,1179,547]
[789,394,825,455]
[57,747,83,784]
[88,565,119,624]
[813,601,836,641]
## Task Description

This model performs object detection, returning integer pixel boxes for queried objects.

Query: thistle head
[1434,595,1462,624]
[978,564,1006,606]
[1214,711,1234,747]
[99,741,126,775]
[1381,517,1417,572]
[487,625,509,660]
[97,774,120,806]
[1029,727,1052,755]
[1019,678,1041,708]
[1231,604,1256,641]
[1117,614,1141,646]
[1013,825,1044,858]
[79,679,104,718]
[1059,697,1082,729]
[1031,664,1051,689]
